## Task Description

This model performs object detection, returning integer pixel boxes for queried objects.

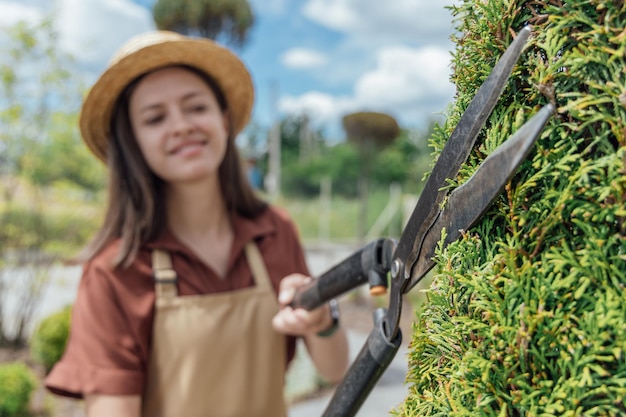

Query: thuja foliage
[396,1,625,416]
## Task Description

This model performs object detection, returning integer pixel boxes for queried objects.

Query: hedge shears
[291,26,553,417]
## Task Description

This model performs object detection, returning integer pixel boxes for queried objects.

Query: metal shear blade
[384,26,556,343]
[408,103,554,288]
[392,25,533,283]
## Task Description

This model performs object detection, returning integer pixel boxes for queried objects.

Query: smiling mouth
[169,140,207,155]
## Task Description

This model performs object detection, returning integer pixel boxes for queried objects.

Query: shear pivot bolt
[391,259,401,278]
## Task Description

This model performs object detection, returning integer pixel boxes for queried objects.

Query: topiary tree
[152,0,254,48]
[396,1,625,416]
[343,112,400,241]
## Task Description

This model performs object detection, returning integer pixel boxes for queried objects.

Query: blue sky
[1,0,458,141]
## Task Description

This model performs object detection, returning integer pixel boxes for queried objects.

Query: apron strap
[244,242,273,292]
[152,243,270,299]
[152,249,178,299]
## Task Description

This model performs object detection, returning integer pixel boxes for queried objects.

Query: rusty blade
[393,26,533,280]
[407,103,553,288]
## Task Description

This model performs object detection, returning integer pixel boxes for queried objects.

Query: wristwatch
[316,299,340,338]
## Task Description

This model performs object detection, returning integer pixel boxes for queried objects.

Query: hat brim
[80,37,254,163]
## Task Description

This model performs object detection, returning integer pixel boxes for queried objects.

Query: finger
[293,308,319,324]
[294,307,328,332]
[273,310,306,335]
[272,307,295,331]
[278,287,295,306]
[280,273,310,289]
[272,312,286,333]
[278,274,311,305]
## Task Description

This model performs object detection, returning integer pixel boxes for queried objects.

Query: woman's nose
[169,109,193,136]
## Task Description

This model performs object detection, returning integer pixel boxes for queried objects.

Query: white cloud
[303,1,358,33]
[280,45,455,132]
[280,91,354,123]
[302,0,456,43]
[0,2,42,27]
[54,0,155,69]
[355,46,453,107]
[281,48,328,69]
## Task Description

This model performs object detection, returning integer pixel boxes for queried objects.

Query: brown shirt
[46,206,309,398]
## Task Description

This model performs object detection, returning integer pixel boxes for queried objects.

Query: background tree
[396,1,626,416]
[278,113,432,199]
[342,112,400,241]
[282,141,360,198]
[152,0,254,47]
[371,121,437,195]
[0,19,99,199]
[279,115,338,196]
[0,19,102,347]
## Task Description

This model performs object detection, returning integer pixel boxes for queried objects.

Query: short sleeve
[45,259,147,398]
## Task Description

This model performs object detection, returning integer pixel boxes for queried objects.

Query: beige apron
[142,242,287,417]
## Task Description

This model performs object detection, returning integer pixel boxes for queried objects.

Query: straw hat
[79,31,254,163]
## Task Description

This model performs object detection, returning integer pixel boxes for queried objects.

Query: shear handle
[290,238,395,310]
[321,309,402,417]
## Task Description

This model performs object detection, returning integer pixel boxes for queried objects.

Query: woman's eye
[145,115,164,125]
[190,104,207,113]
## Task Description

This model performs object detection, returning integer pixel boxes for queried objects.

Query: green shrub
[0,208,47,251]
[30,306,71,374]
[0,362,37,417]
[0,205,99,258]
[43,210,100,257]
[397,1,626,416]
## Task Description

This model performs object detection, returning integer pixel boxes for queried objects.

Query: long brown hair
[80,65,267,268]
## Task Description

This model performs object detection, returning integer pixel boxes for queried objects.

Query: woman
[45,31,349,417]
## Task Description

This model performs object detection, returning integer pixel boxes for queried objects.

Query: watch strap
[316,299,340,338]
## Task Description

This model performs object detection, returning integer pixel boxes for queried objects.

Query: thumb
[278,286,295,305]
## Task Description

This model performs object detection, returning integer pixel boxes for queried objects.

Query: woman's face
[128,66,229,184]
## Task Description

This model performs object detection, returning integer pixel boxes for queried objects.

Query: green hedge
[397,1,625,416]
[30,306,72,374]
[0,362,37,417]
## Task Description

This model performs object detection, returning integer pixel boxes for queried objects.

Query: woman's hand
[272,273,333,336]
[272,273,349,384]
